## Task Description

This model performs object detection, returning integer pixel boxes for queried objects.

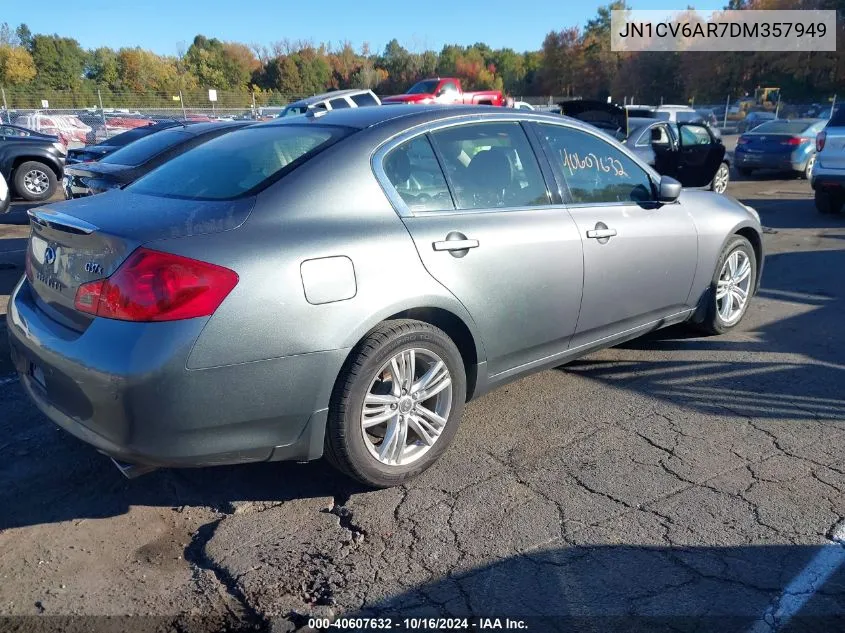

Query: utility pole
[1,87,8,123]
[97,89,108,139]
[723,94,730,128]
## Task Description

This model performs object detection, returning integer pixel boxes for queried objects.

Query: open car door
[674,122,725,187]
[559,100,628,141]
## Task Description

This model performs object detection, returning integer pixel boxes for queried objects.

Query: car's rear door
[533,121,698,348]
[376,119,584,377]
[674,122,725,187]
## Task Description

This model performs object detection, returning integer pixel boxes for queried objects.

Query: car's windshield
[100,128,192,166]
[751,121,813,134]
[127,124,351,200]
[406,80,440,94]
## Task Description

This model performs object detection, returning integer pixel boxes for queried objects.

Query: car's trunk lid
[26,191,253,330]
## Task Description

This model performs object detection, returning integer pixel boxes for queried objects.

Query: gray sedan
[7,106,764,487]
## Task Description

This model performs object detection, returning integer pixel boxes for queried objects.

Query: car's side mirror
[658,175,682,203]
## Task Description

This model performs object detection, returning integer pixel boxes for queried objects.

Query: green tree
[30,34,87,89]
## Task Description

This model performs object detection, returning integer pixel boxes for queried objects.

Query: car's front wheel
[325,319,466,487]
[696,235,756,335]
[710,162,730,194]
[14,161,57,202]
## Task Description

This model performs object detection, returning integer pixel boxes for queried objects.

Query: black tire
[695,235,757,336]
[815,189,844,215]
[325,319,466,488]
[737,167,754,178]
[13,161,57,202]
[0,177,10,214]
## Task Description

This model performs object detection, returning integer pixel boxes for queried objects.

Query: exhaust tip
[111,457,158,479]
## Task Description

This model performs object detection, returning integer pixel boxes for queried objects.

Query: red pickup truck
[382,78,504,107]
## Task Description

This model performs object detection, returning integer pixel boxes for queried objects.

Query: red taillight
[737,136,750,145]
[780,137,806,146]
[817,131,826,152]
[73,248,238,322]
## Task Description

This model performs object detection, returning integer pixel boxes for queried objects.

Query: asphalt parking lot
[1,163,844,632]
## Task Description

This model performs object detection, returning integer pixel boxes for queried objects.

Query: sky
[2,0,726,55]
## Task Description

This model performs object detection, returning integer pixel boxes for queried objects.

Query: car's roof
[257,104,575,132]
[286,89,375,108]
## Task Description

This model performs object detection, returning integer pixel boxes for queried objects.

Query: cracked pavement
[1,174,844,632]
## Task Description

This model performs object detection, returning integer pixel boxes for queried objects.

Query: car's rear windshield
[828,105,845,127]
[127,125,350,200]
[407,80,439,94]
[100,128,192,166]
[101,124,164,147]
[752,121,813,134]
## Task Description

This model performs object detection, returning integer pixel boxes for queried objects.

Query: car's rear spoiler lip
[27,208,98,235]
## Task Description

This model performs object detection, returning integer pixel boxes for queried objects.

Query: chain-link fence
[0,87,838,148]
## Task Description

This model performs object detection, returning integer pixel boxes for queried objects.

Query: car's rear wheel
[815,190,844,215]
[325,319,466,487]
[710,162,730,194]
[802,154,816,180]
[14,161,57,202]
[696,235,756,335]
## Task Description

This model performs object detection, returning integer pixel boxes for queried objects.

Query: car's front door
[378,121,584,377]
[535,122,698,349]
[674,122,725,187]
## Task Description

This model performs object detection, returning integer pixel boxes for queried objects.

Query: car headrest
[466,148,512,189]
[386,150,411,183]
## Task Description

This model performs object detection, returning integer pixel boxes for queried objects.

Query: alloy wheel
[715,250,752,325]
[712,164,729,194]
[361,348,453,466]
[23,169,49,195]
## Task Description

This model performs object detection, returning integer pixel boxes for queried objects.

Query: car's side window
[538,123,654,205]
[679,124,711,146]
[428,122,550,210]
[328,98,350,110]
[383,136,454,212]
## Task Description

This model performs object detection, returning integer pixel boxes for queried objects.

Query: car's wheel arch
[339,300,485,402]
[11,155,61,181]
[690,222,763,323]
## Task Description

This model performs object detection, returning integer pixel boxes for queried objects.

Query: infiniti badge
[44,247,56,266]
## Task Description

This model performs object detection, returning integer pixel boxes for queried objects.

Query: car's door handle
[586,228,617,239]
[433,239,479,251]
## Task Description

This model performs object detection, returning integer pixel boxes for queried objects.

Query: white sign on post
[41,99,49,108]
[208,89,218,102]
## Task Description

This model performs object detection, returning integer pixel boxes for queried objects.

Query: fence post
[832,94,837,119]
[179,90,187,120]
[98,89,108,140]
[774,92,781,119]
[723,94,730,128]
[1,87,8,123]
[252,91,257,118]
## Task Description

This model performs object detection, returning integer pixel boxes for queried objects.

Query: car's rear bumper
[7,277,345,468]
[811,166,845,191]
[734,151,807,172]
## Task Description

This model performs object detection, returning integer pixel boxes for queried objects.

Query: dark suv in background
[0,124,67,203]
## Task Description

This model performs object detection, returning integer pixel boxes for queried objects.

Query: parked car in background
[559,100,628,140]
[0,170,9,214]
[734,119,824,179]
[382,78,504,106]
[696,109,719,127]
[13,113,92,147]
[812,105,845,214]
[736,111,776,134]
[63,121,248,197]
[67,120,190,164]
[655,105,702,123]
[0,124,66,201]
[513,101,535,110]
[625,117,730,193]
[7,105,763,487]
[280,89,382,117]
[625,105,658,118]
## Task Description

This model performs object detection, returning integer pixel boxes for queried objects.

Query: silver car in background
[7,106,764,487]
